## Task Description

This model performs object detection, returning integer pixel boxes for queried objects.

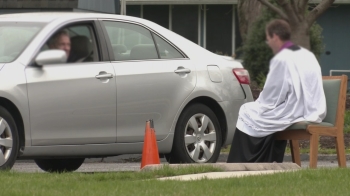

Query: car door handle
[174,67,191,74]
[95,72,113,79]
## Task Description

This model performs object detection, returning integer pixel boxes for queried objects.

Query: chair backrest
[322,75,348,128]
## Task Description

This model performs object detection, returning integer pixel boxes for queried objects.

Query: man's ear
[272,33,280,41]
[271,33,277,40]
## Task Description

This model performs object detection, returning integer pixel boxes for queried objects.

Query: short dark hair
[48,29,69,47]
[266,19,291,41]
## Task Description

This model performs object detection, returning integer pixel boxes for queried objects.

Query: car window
[69,26,91,37]
[0,22,44,63]
[102,21,158,61]
[41,24,99,63]
[153,33,184,59]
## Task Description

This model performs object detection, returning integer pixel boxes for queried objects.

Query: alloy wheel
[184,113,217,163]
[0,117,13,166]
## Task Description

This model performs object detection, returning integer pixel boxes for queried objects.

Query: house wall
[317,4,350,77]
[0,0,78,8]
[0,0,76,14]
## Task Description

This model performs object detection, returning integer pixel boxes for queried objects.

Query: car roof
[0,12,141,23]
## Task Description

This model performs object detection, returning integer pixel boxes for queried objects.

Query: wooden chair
[274,75,348,168]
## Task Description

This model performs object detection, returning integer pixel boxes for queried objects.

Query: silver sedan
[0,12,253,172]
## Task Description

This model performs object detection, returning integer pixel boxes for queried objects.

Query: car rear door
[100,20,197,142]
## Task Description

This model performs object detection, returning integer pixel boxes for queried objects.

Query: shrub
[344,110,350,133]
[238,8,274,85]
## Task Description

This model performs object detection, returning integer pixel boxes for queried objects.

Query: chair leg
[336,134,347,168]
[309,134,319,168]
[289,140,301,166]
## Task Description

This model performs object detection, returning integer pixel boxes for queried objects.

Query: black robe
[226,128,287,163]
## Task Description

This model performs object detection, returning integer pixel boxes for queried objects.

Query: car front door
[26,22,117,146]
[101,20,196,143]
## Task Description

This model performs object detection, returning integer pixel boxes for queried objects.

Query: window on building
[143,5,169,28]
[172,5,198,44]
[126,5,141,18]
[206,5,233,56]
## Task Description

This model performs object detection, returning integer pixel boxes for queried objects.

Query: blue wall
[317,5,350,76]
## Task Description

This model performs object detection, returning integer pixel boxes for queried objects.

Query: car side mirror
[35,50,67,66]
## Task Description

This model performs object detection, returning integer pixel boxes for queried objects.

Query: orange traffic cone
[140,119,160,169]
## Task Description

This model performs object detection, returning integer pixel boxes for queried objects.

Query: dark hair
[266,19,291,41]
[48,29,69,47]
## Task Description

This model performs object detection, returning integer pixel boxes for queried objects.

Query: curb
[218,153,350,162]
[157,170,295,181]
[148,163,300,181]
[141,162,301,172]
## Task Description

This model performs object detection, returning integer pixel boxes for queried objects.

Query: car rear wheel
[0,106,19,170]
[166,103,222,163]
[34,158,85,173]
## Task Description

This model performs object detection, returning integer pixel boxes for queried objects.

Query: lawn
[1,166,350,196]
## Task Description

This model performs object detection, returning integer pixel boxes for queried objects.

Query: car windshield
[0,22,44,63]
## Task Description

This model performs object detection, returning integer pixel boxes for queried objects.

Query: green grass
[2,167,350,195]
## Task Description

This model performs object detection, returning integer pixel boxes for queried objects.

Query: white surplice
[237,46,327,137]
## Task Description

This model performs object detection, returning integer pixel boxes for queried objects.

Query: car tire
[34,158,85,173]
[0,106,19,170]
[166,103,222,164]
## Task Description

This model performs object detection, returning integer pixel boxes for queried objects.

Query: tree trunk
[290,21,310,49]
[237,0,263,43]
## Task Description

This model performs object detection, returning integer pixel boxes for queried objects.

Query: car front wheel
[0,106,19,170]
[166,103,222,163]
[34,158,85,173]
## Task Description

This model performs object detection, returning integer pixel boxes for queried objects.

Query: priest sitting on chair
[227,19,326,163]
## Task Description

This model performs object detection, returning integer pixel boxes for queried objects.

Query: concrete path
[141,162,301,180]
[157,170,296,181]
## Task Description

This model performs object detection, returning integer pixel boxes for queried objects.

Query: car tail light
[232,68,250,84]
